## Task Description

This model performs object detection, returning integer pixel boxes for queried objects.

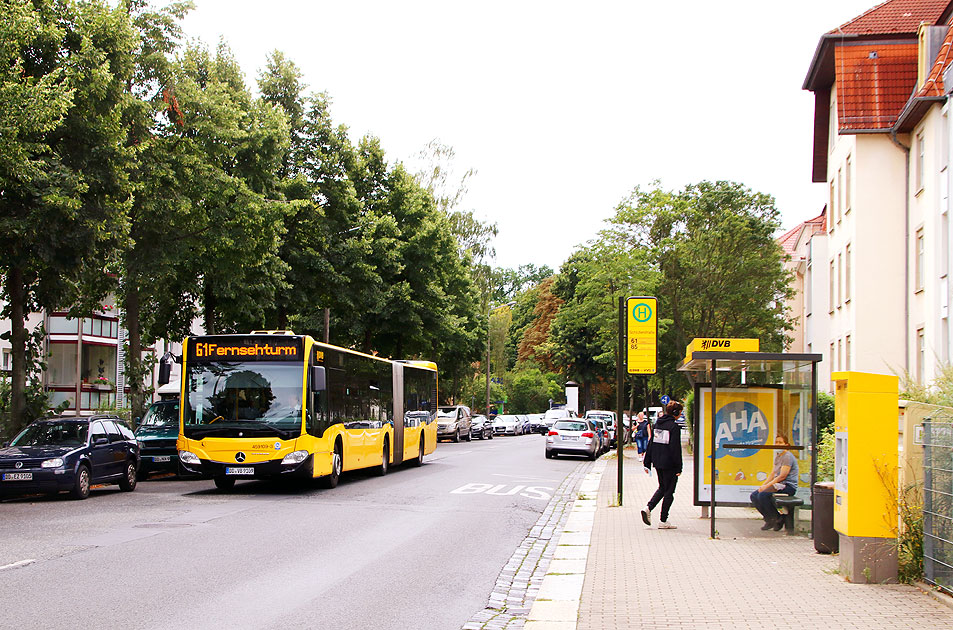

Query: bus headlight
[179,450,201,465]
[281,450,308,465]
[41,458,64,468]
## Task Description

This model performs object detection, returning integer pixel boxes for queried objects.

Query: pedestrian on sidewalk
[634,411,651,460]
[641,400,683,530]
[749,434,799,531]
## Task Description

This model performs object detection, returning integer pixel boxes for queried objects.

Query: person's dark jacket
[643,414,682,473]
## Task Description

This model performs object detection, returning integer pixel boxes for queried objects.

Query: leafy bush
[816,426,835,482]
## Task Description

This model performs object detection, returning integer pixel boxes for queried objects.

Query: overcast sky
[181,0,879,271]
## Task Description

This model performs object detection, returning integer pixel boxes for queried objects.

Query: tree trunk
[7,266,27,432]
[124,284,147,423]
[276,304,287,331]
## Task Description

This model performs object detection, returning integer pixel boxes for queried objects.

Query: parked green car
[135,400,179,478]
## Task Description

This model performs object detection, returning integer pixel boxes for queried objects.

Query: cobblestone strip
[462,460,593,630]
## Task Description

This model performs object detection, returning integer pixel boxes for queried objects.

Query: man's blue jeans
[750,484,796,522]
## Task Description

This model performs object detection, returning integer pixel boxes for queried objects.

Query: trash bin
[813,481,838,554]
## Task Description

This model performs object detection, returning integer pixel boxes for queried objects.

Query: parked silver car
[545,419,599,460]
[492,414,522,435]
[437,405,472,442]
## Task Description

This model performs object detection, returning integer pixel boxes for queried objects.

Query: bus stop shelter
[677,339,823,538]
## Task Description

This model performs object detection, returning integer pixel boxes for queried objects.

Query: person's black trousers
[647,468,679,522]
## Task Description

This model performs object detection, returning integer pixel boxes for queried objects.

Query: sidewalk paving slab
[572,449,953,630]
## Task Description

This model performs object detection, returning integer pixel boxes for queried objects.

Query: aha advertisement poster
[696,387,778,506]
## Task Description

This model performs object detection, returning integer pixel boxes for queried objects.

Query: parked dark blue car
[0,415,140,500]
[135,400,180,478]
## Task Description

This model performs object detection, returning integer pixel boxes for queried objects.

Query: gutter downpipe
[890,127,910,374]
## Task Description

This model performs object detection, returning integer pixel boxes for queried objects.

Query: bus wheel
[214,477,235,491]
[322,444,342,489]
[377,441,389,476]
[414,439,425,467]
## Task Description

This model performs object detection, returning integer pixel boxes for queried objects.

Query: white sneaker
[658,521,677,529]
[640,507,651,526]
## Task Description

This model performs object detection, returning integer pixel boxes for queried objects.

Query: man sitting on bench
[749,434,799,531]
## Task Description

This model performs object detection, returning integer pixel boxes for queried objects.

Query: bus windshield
[184,361,304,440]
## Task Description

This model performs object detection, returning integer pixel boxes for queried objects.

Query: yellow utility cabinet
[831,371,898,583]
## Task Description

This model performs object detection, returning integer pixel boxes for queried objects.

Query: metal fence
[923,417,953,593]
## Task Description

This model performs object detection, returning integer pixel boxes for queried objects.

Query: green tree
[1,0,136,430]
[119,0,196,422]
[507,363,562,414]
[608,181,794,357]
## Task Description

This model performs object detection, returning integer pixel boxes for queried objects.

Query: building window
[845,335,851,370]
[829,260,835,313]
[837,168,843,223]
[845,155,852,213]
[845,244,851,302]
[837,253,842,307]
[829,180,835,234]
[838,338,843,371]
[917,328,926,384]
[917,131,925,193]
[1,349,10,372]
[831,342,835,372]
[48,343,78,386]
[916,228,925,291]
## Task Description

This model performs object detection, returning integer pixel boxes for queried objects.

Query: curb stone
[461,459,598,630]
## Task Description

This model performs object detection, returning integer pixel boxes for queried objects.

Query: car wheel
[487,430,493,440]
[322,443,343,488]
[377,441,389,476]
[414,439,425,467]
[71,465,91,500]
[214,477,235,491]
[452,428,460,443]
[589,449,597,461]
[118,460,137,492]
[545,450,553,459]
[464,428,472,442]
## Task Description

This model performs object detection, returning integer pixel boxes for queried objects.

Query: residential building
[796,0,953,390]
[0,295,188,415]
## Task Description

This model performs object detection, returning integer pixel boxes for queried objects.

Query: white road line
[0,559,35,572]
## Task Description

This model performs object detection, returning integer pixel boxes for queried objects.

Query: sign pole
[623,296,658,508]
[617,297,625,506]
[710,358,717,539]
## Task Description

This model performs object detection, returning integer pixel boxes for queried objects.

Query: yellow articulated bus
[175,331,438,490]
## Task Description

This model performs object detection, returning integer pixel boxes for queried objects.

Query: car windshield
[497,415,517,422]
[139,402,179,427]
[544,409,569,419]
[437,408,458,418]
[12,422,88,447]
[184,361,304,440]
[554,421,587,432]
[588,414,611,421]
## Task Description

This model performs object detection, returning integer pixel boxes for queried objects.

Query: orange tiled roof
[836,43,919,130]
[831,0,948,35]
[917,24,953,96]
[777,211,827,257]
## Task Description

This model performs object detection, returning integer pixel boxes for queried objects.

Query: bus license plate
[225,467,254,476]
[3,472,33,481]
[152,456,171,463]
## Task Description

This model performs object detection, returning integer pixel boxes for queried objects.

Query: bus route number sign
[626,296,657,375]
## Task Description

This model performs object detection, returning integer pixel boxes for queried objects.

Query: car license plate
[564,436,578,441]
[225,467,254,475]
[152,456,171,463]
[3,472,33,481]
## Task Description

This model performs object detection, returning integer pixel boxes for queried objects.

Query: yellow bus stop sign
[626,296,657,374]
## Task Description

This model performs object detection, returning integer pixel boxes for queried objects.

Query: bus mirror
[311,366,327,391]
[158,362,172,386]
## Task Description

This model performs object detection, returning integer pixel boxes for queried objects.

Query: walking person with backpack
[641,400,684,530]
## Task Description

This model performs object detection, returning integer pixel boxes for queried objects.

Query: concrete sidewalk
[525,449,953,629]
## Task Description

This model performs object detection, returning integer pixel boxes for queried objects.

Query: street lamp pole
[486,301,515,416]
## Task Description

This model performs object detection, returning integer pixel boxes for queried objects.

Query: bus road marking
[450,483,553,501]
[0,559,35,572]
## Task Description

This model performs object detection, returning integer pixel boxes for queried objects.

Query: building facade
[794,0,953,391]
